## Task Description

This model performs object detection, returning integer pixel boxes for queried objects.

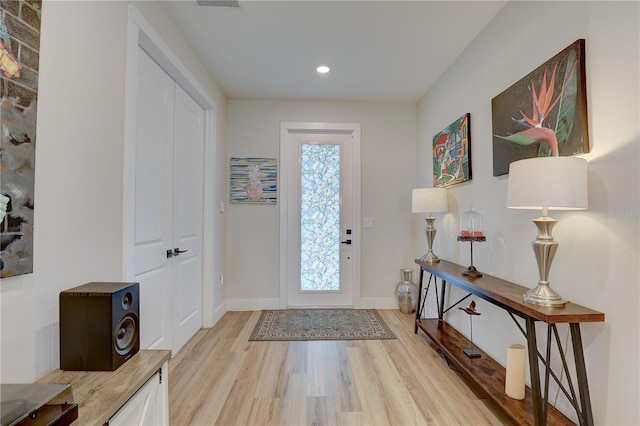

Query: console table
[414,259,604,426]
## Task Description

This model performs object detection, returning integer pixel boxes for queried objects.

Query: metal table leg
[571,323,594,426]
[438,279,447,320]
[526,317,544,425]
[414,267,425,333]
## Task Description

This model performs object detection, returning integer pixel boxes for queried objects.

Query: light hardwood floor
[168,309,509,425]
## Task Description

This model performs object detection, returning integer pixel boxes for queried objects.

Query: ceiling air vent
[195,0,240,7]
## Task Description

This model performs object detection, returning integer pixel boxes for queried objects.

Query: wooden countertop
[38,349,171,425]
[416,259,604,324]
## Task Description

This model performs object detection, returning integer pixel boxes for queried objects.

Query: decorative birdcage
[457,206,486,277]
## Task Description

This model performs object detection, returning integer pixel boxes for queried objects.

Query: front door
[281,123,361,307]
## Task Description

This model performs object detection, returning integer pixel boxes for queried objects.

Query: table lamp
[412,188,448,263]
[506,156,587,307]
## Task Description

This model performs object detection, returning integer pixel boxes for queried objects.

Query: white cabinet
[38,350,171,425]
[108,361,168,426]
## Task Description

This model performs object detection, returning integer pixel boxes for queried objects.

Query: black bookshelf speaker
[59,282,140,371]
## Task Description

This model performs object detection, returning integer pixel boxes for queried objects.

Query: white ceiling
[161,1,507,102]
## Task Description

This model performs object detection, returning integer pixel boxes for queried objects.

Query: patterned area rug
[249,309,396,341]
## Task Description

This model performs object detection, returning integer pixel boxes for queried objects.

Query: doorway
[280,123,361,308]
[124,7,218,356]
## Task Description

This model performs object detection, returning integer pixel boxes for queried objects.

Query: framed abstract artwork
[491,39,589,176]
[230,157,277,204]
[1,2,42,278]
[433,113,471,188]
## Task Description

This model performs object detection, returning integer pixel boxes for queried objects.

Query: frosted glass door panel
[300,143,341,292]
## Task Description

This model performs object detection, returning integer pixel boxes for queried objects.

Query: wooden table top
[416,259,604,324]
[38,349,171,425]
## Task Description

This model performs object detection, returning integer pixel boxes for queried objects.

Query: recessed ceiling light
[317,65,330,74]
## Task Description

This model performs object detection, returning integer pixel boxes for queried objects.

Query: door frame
[123,6,218,328]
[279,122,362,308]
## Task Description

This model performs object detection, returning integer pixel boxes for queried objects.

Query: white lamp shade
[412,188,448,213]
[506,157,588,210]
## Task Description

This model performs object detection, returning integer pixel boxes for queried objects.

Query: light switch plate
[363,217,374,228]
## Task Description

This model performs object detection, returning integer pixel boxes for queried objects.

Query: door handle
[340,239,352,245]
[173,248,189,256]
[166,249,174,259]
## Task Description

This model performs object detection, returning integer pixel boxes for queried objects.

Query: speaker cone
[114,313,138,355]
[121,291,133,310]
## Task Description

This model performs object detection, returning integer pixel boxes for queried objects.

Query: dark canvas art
[491,39,589,176]
[433,113,471,188]
[1,2,41,278]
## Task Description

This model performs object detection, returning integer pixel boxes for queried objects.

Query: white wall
[226,100,416,309]
[0,0,128,383]
[0,1,227,382]
[416,2,639,424]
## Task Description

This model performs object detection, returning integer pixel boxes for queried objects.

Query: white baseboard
[359,297,398,310]
[201,301,227,329]
[225,297,398,311]
[212,301,227,323]
[227,298,280,311]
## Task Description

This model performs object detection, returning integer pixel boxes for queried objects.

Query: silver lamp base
[523,215,568,308]
[523,284,567,307]
[421,217,440,263]
[420,251,440,264]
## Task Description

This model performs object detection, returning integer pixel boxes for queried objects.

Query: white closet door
[134,47,204,355]
[171,85,204,354]
[134,47,174,351]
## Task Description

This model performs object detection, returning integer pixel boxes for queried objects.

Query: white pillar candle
[505,344,526,400]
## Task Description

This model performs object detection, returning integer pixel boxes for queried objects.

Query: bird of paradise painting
[491,39,589,176]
